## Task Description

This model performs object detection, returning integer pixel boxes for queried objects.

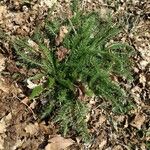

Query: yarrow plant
[14,3,133,142]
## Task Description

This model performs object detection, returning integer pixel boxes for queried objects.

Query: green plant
[13,8,133,142]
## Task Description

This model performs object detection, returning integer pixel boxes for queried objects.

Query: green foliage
[30,85,44,99]
[13,9,133,142]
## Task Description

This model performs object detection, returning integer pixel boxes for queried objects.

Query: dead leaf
[12,139,24,150]
[40,0,57,8]
[0,78,10,93]
[0,113,12,134]
[55,26,68,46]
[25,123,39,135]
[16,26,29,36]
[4,113,12,122]
[0,6,7,24]
[130,113,146,129]
[139,74,146,86]
[112,145,123,150]
[141,143,146,150]
[99,140,107,149]
[0,54,5,72]
[6,60,20,73]
[0,113,11,150]
[0,121,6,134]
[21,97,37,119]
[100,7,109,19]
[13,13,24,25]
[45,135,74,150]
[56,46,69,61]
[140,60,149,70]
[0,136,4,149]
[97,115,106,127]
[39,122,51,134]
[75,82,86,101]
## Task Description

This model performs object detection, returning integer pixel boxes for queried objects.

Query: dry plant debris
[0,0,150,149]
[45,135,74,150]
